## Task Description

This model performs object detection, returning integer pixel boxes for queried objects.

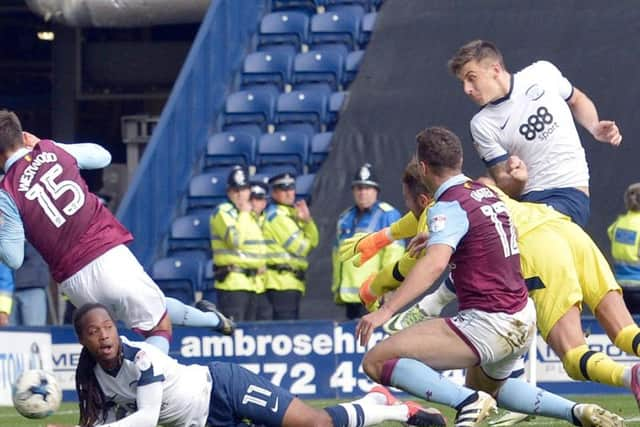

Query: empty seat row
[223,86,348,133]
[271,0,383,15]
[259,9,377,51]
[205,131,332,173]
[242,49,364,91]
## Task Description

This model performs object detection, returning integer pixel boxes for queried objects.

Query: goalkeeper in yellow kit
[342,157,640,414]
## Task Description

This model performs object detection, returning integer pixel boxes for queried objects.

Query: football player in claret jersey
[355,127,623,427]
[48,303,448,427]
[448,39,621,228]
[0,110,233,355]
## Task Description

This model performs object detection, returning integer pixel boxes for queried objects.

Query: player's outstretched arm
[568,87,622,146]
[338,228,394,267]
[56,143,112,169]
[339,211,420,267]
[356,243,451,345]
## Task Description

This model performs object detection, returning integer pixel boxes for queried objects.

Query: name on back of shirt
[18,152,58,192]
[470,187,495,202]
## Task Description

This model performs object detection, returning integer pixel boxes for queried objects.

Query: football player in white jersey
[47,303,446,427]
[448,39,621,228]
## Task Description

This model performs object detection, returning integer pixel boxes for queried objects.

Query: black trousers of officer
[217,290,256,322]
[266,290,301,320]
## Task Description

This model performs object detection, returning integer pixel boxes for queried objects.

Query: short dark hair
[402,159,431,199]
[415,127,463,174]
[448,39,505,76]
[0,110,23,153]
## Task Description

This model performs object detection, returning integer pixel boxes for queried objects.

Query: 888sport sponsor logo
[518,106,558,141]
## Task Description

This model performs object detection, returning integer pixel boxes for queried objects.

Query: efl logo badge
[429,214,447,233]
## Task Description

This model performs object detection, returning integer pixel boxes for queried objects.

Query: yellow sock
[614,324,640,356]
[562,345,625,387]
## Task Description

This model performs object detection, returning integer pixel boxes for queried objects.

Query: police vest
[210,202,267,292]
[332,202,404,304]
[608,211,640,287]
[262,203,319,293]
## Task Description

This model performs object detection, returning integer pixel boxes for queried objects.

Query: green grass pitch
[1,395,639,426]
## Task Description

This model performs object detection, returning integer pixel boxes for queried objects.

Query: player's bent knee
[361,352,383,383]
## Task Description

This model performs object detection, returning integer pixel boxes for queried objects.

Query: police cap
[269,172,296,190]
[227,165,250,189]
[352,163,379,189]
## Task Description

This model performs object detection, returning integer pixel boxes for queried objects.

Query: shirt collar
[433,174,470,201]
[490,73,514,105]
[4,148,30,172]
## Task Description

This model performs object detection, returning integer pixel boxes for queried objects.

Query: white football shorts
[446,297,536,380]
[61,244,166,331]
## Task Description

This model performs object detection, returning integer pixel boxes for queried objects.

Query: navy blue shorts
[206,362,295,427]
[520,187,590,228]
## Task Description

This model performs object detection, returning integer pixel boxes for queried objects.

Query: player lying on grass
[46,302,447,427]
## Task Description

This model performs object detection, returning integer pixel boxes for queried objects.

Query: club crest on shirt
[525,84,545,101]
[134,351,151,371]
[429,214,447,233]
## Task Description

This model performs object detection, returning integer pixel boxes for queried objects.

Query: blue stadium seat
[326,3,368,14]
[271,0,324,14]
[251,173,272,185]
[293,50,345,91]
[256,163,300,177]
[344,49,364,86]
[222,87,278,131]
[275,122,317,139]
[152,255,204,304]
[242,51,294,91]
[360,11,377,46]
[188,172,228,212]
[168,212,212,254]
[295,173,316,204]
[308,43,350,57]
[222,124,263,142]
[259,12,310,51]
[310,8,362,49]
[257,43,299,57]
[205,132,256,169]
[308,132,333,172]
[328,91,348,129]
[276,89,329,131]
[257,131,310,174]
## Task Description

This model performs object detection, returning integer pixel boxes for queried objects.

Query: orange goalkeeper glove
[359,273,380,312]
[338,228,393,267]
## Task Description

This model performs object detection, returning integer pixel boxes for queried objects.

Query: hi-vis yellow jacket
[262,203,319,293]
[210,201,267,292]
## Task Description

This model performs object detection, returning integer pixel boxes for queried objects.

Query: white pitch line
[0,409,78,418]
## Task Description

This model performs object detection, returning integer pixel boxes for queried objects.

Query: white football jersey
[470,60,589,195]
[94,337,211,427]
